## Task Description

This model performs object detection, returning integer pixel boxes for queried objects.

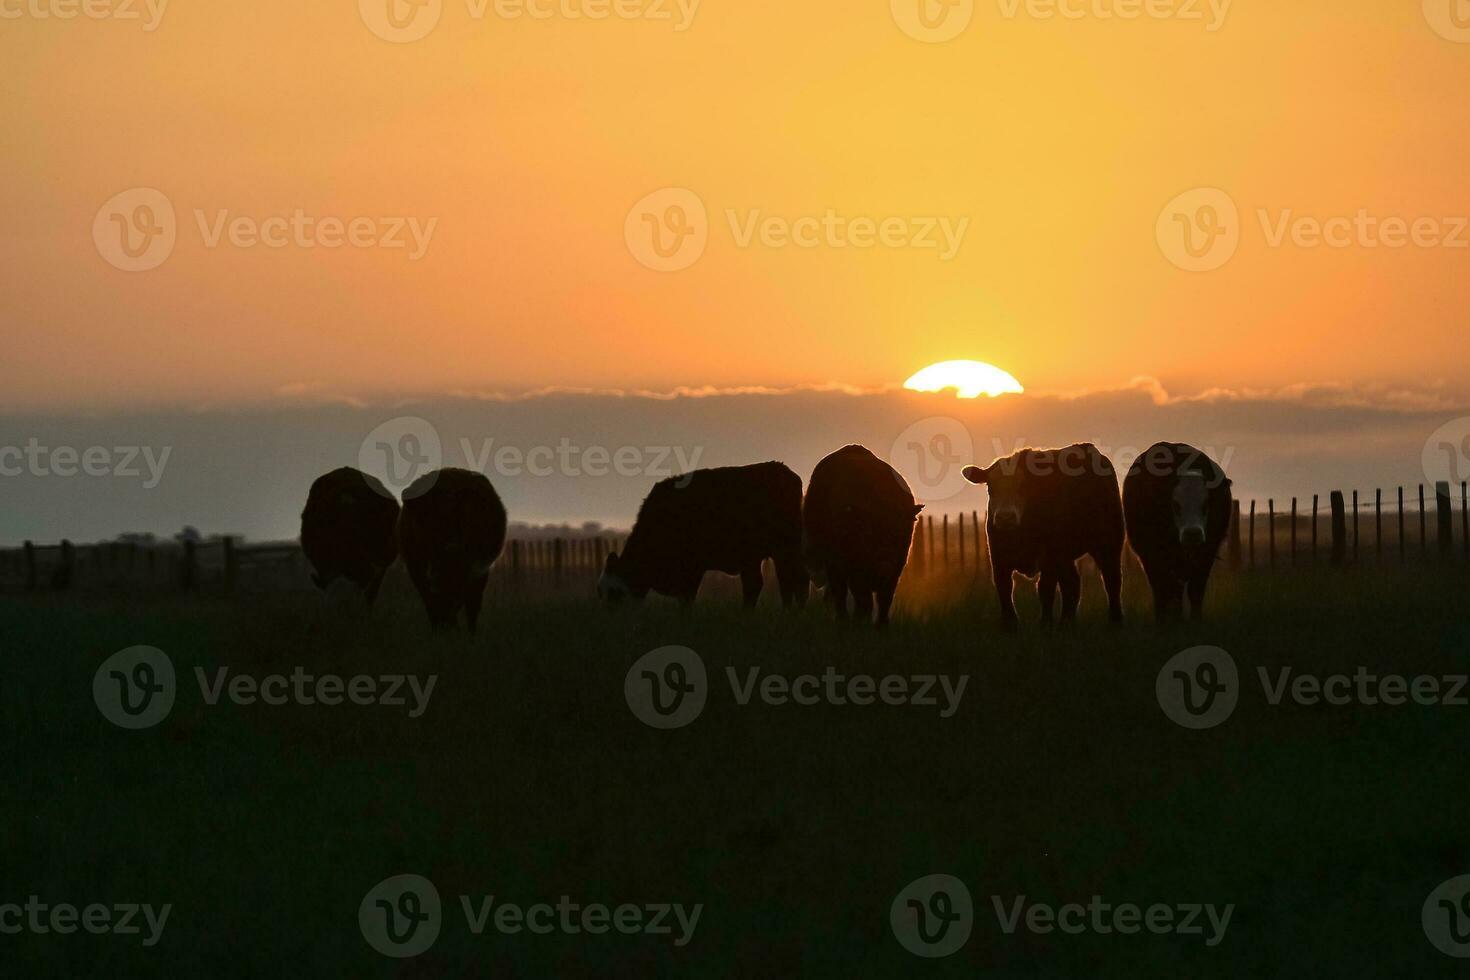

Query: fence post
[1330,491,1347,566]
[911,516,926,576]
[926,516,935,573]
[23,541,37,591]
[511,540,523,587]
[1463,483,1469,561]
[1420,485,1428,557]
[1290,498,1297,566]
[1398,487,1406,563]
[1436,482,1453,559]
[1248,501,1256,569]
[553,538,564,588]
[957,512,966,571]
[1311,495,1319,563]
[972,511,984,578]
[941,515,950,571]
[1375,489,1383,562]
[1228,500,1242,569]
[1352,490,1360,562]
[1268,499,1276,568]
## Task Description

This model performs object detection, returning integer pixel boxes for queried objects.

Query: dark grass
[2,564,1468,977]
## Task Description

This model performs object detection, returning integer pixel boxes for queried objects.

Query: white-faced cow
[803,445,923,628]
[1123,442,1233,622]
[963,444,1125,628]
[600,462,807,608]
[398,468,507,632]
[299,467,401,605]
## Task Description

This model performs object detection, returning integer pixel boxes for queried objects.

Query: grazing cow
[963,444,1125,628]
[803,445,923,628]
[299,467,401,605]
[398,468,507,632]
[1123,442,1233,622]
[600,462,807,608]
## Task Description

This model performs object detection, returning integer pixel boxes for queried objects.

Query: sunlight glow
[903,361,1025,399]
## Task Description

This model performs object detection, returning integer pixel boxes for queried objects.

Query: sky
[3,1,1470,538]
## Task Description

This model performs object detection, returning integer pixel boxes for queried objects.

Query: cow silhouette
[299,467,400,605]
[398,468,507,632]
[1123,442,1233,622]
[803,445,923,627]
[600,462,807,608]
[963,444,1125,628]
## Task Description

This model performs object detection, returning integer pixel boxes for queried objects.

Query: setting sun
[903,361,1025,399]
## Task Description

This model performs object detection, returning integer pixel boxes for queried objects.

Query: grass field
[3,564,1468,977]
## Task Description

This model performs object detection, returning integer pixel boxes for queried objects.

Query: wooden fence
[4,481,1466,596]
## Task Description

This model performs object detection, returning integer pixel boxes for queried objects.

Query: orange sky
[4,0,1469,411]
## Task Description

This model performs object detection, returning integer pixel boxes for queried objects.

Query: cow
[299,467,401,605]
[599,462,807,608]
[962,444,1125,628]
[803,445,923,628]
[1123,442,1233,623]
[398,468,507,632]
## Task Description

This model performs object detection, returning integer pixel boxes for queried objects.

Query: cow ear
[962,465,986,485]
[912,504,925,518]
[604,552,619,573]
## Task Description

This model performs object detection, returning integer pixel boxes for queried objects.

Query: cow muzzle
[1180,526,1206,547]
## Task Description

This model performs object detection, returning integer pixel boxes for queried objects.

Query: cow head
[1173,470,1210,547]
[599,552,645,604]
[963,457,1026,530]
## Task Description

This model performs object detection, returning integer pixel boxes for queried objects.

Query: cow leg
[1058,562,1082,623]
[993,564,1019,630]
[875,583,896,630]
[852,589,875,625]
[1096,548,1125,625]
[464,576,489,634]
[773,552,808,608]
[740,563,764,609]
[827,570,850,620]
[1186,568,1211,621]
[1038,569,1058,625]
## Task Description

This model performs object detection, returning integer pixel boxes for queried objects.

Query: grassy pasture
[2,564,1467,977]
